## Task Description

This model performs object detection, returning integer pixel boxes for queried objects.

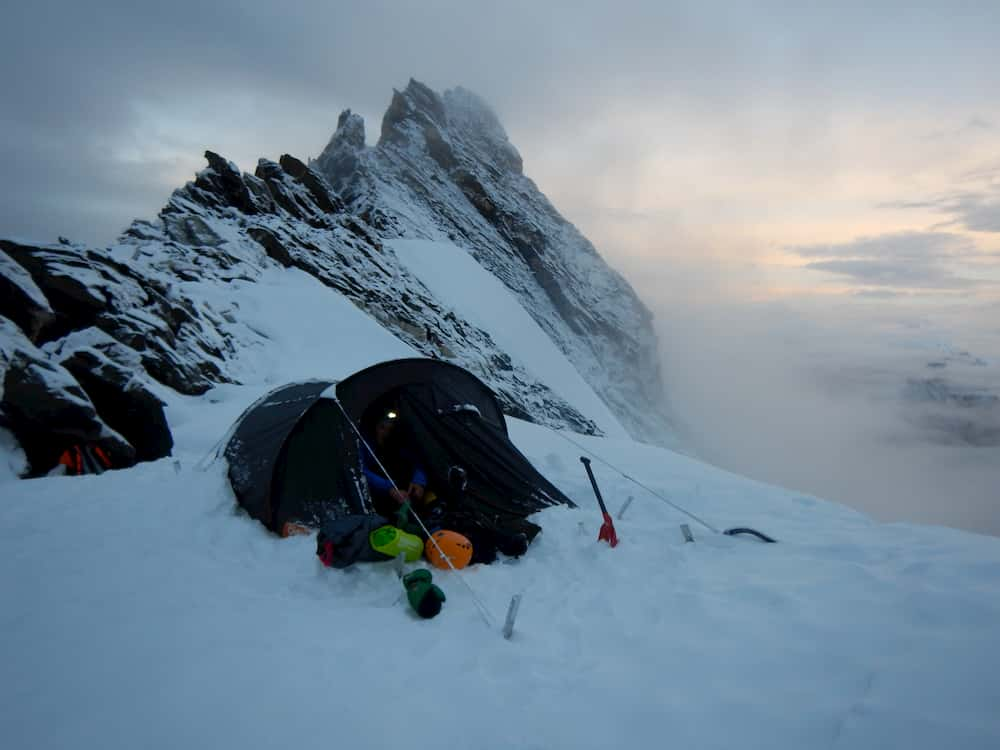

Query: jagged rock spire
[313,80,672,442]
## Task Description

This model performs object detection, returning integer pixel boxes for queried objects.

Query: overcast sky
[3,1,999,533]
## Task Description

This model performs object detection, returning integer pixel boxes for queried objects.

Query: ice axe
[580,456,618,547]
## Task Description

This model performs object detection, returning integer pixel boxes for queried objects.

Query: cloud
[922,115,995,141]
[935,191,1000,233]
[805,259,974,288]
[791,231,994,289]
[884,157,1000,234]
[853,289,907,299]
[888,190,1000,233]
[644,288,1000,536]
[793,231,974,260]
[3,1,1000,246]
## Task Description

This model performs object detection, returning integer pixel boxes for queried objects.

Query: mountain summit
[315,80,673,441]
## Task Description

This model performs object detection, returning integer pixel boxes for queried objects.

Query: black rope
[723,527,777,543]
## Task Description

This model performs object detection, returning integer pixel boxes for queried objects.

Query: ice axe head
[599,511,619,548]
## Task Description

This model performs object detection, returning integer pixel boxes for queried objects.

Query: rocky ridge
[1,150,602,474]
[315,80,672,441]
[1,81,672,477]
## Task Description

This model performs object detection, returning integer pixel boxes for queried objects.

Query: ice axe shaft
[580,457,619,547]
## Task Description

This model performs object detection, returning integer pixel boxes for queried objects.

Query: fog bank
[647,294,1000,536]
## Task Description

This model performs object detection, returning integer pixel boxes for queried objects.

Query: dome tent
[224,358,574,538]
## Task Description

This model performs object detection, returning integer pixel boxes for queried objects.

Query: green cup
[370,525,423,562]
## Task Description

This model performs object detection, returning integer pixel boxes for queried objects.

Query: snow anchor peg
[503,594,522,640]
[617,495,634,520]
[580,456,619,547]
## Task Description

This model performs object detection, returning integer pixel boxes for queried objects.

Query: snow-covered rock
[0,81,673,474]
[314,80,673,442]
[120,150,603,433]
[0,246,54,341]
[0,318,135,473]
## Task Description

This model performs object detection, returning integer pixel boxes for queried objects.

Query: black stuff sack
[316,515,394,568]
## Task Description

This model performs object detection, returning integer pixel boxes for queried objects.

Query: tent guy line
[556,428,778,542]
[330,392,499,630]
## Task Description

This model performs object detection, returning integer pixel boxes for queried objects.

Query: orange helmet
[425,530,474,570]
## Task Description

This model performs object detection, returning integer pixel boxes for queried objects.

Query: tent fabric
[224,380,353,531]
[224,358,574,535]
[335,358,507,432]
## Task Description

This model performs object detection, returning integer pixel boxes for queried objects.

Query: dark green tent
[224,358,573,536]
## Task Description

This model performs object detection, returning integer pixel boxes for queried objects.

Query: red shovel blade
[598,512,619,548]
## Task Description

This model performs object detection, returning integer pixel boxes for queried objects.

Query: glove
[402,569,446,619]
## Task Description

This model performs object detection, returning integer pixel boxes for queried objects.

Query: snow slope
[391,239,629,439]
[3,265,1000,750]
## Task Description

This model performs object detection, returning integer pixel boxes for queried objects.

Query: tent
[224,358,574,538]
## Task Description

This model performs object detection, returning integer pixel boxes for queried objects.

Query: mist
[641,288,1000,536]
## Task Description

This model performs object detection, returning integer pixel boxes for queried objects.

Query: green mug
[369,525,423,562]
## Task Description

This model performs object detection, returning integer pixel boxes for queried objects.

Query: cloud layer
[3,2,1000,245]
[791,231,995,289]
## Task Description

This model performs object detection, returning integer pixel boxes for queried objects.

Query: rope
[554,429,722,534]
[330,396,498,629]
[723,527,777,544]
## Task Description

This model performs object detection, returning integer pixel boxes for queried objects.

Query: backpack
[315,515,394,568]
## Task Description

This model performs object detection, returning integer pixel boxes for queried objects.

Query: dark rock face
[1,320,136,475]
[59,346,173,462]
[0,239,233,395]
[0,248,55,342]
[314,80,672,441]
[0,232,243,474]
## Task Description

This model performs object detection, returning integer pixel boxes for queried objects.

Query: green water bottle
[369,525,424,562]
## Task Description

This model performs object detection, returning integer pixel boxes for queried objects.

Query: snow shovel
[580,457,618,547]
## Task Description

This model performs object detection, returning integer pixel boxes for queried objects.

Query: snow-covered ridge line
[314,79,674,443]
[1,79,676,477]
[0,149,607,476]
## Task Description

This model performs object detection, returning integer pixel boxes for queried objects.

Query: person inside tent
[362,405,530,564]
[362,408,429,519]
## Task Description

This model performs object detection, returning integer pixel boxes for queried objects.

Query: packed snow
[2,253,1000,749]
[391,239,629,438]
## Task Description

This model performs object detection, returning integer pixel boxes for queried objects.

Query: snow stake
[680,524,694,543]
[503,594,522,640]
[580,457,619,547]
[617,495,634,520]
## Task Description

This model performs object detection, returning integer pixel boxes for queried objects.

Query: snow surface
[3,254,1000,750]
[391,239,629,438]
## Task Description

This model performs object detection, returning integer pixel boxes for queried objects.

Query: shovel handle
[580,456,609,515]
